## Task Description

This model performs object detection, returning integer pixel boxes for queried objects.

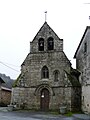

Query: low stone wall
[0,89,11,106]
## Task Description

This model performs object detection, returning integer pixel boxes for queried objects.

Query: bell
[40,43,43,46]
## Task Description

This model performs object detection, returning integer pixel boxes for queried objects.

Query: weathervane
[45,11,47,22]
[89,16,90,20]
[83,3,90,21]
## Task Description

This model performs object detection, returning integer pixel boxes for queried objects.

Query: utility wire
[0,61,20,68]
[0,61,20,72]
[84,3,90,4]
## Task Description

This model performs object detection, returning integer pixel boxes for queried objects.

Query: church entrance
[40,88,49,111]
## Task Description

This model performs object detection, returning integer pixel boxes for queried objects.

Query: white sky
[0,0,90,79]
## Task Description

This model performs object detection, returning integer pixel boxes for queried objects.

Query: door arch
[40,88,49,111]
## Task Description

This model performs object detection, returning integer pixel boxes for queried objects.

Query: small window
[47,37,54,50]
[38,38,44,51]
[54,70,59,82]
[41,66,49,78]
[84,42,87,53]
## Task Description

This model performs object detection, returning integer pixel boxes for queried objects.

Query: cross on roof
[45,11,47,22]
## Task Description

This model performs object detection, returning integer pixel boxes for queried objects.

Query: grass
[65,112,73,116]
[14,109,60,115]
[65,111,83,117]
[13,108,83,117]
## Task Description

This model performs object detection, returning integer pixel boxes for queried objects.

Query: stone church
[11,22,81,111]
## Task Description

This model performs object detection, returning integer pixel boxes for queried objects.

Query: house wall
[0,89,11,106]
[75,28,90,113]
[82,86,90,113]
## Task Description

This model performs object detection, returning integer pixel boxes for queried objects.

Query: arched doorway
[40,88,49,111]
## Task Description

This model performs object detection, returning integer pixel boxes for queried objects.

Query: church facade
[11,22,81,111]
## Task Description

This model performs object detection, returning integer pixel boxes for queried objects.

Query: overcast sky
[0,0,90,79]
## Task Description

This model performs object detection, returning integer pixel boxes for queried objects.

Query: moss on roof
[12,74,21,87]
[65,69,81,87]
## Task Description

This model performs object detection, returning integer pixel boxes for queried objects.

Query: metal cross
[83,3,90,20]
[45,11,47,22]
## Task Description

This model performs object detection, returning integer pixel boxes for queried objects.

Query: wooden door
[40,88,49,111]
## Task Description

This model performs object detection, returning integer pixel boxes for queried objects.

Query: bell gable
[30,22,63,53]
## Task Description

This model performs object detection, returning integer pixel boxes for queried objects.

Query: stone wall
[71,87,81,112]
[21,51,71,87]
[11,22,75,111]
[82,86,90,114]
[75,27,90,113]
[30,22,63,53]
[11,86,72,111]
[0,90,11,106]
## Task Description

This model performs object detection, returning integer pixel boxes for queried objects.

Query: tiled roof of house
[0,77,5,83]
[0,73,14,89]
[74,26,90,58]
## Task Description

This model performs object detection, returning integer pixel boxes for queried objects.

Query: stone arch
[34,84,55,96]
[47,37,54,50]
[41,66,49,79]
[53,70,60,82]
[38,38,44,51]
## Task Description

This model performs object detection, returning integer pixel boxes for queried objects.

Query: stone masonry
[11,22,81,111]
[74,26,90,114]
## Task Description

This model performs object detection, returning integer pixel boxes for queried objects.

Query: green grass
[65,112,73,116]
[65,111,83,117]
[15,109,60,116]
